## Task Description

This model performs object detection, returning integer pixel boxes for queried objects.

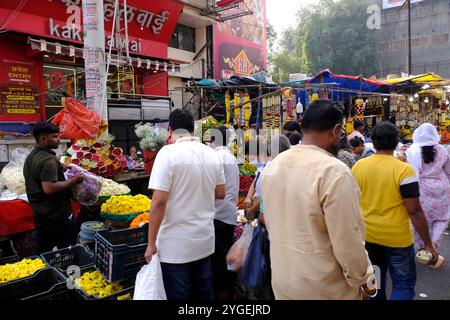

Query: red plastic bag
[52,98,103,143]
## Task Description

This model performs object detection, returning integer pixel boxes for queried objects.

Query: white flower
[0,167,26,195]
[99,179,130,197]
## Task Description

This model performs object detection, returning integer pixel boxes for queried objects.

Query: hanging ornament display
[355,98,366,121]
[346,117,354,134]
[244,93,251,129]
[262,96,269,130]
[274,94,281,129]
[281,87,295,124]
[225,91,231,127]
[234,92,240,127]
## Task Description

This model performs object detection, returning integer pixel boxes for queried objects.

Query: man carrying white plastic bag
[134,254,167,300]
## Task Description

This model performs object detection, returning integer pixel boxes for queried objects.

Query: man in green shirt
[23,123,83,254]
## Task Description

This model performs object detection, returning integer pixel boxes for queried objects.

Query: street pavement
[415,228,450,300]
[385,227,450,300]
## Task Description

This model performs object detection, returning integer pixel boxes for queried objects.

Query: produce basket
[94,226,148,282]
[100,211,144,229]
[70,266,135,300]
[40,245,94,276]
[100,211,142,222]
[0,267,73,300]
[0,255,48,286]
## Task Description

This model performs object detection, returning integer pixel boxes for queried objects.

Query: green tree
[266,21,277,54]
[269,0,379,80]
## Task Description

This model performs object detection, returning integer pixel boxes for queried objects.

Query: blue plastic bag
[241,223,269,289]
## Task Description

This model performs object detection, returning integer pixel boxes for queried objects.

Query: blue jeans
[160,255,214,300]
[365,242,417,300]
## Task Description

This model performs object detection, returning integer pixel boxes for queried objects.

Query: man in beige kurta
[262,100,375,300]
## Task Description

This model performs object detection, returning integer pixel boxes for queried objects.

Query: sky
[266,0,320,35]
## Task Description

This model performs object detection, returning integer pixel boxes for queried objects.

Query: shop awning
[29,38,188,73]
[385,73,444,85]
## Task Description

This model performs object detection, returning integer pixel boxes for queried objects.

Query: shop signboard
[213,0,267,80]
[0,0,183,60]
[0,86,41,115]
[0,59,39,87]
[382,0,426,9]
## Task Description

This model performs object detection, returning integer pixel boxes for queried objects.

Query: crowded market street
[1,0,450,307]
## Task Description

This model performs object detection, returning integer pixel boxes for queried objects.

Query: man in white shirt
[206,125,239,301]
[144,109,226,300]
[348,120,366,143]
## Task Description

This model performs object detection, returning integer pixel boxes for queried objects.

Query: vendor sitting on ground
[349,137,375,161]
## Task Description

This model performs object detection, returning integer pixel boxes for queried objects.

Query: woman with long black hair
[406,123,450,250]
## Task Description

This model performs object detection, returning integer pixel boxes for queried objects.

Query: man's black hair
[353,120,365,130]
[349,137,364,148]
[286,131,302,146]
[32,122,60,143]
[301,99,344,132]
[210,125,230,147]
[283,120,301,133]
[371,121,399,151]
[169,109,195,133]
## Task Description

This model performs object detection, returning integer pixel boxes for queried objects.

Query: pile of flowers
[129,212,150,229]
[0,258,46,284]
[99,179,130,197]
[0,165,26,195]
[101,194,151,215]
[74,270,123,298]
[239,175,254,194]
[62,138,128,177]
[135,123,167,151]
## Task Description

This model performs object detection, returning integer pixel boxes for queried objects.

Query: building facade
[377,0,450,78]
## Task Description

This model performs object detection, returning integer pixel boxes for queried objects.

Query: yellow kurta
[262,145,374,300]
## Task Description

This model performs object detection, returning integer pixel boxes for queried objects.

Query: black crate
[0,268,71,300]
[69,266,135,300]
[83,241,95,254]
[94,226,148,282]
[0,254,19,265]
[40,245,94,276]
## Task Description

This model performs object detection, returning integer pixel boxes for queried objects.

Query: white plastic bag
[133,254,167,300]
[0,147,30,195]
[226,223,255,272]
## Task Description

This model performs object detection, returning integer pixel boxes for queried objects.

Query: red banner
[0,0,183,60]
[213,0,267,80]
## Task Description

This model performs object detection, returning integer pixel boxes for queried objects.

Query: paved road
[385,227,450,300]
[415,228,450,300]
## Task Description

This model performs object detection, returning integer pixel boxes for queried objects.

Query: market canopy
[306,69,391,93]
[382,73,449,93]
[385,73,444,85]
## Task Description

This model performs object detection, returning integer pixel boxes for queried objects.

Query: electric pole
[82,0,107,120]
